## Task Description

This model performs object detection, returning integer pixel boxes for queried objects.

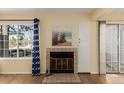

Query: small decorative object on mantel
[52,26,72,46]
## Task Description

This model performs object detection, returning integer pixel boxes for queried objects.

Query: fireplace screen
[50,52,74,73]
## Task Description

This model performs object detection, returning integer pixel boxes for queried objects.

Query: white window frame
[0,21,33,59]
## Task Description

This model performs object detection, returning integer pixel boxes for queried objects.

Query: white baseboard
[40,72,46,74]
[0,72,46,74]
[0,71,99,74]
[77,71,99,74]
[91,72,99,74]
[0,72,99,74]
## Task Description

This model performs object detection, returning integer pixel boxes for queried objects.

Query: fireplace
[46,48,77,73]
[50,52,74,73]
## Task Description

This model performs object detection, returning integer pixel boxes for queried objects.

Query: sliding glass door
[104,24,124,73]
[120,25,124,73]
[106,24,119,73]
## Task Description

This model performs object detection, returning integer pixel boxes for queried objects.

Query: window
[0,21,33,58]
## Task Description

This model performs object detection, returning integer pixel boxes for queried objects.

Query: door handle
[78,38,80,43]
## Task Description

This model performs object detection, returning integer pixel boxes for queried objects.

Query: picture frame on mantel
[52,26,72,46]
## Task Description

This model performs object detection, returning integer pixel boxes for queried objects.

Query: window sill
[0,58,32,60]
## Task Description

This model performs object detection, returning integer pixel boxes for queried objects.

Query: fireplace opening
[50,52,74,73]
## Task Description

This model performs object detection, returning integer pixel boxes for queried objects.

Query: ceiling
[112,8,124,12]
[0,8,97,14]
[0,8,124,15]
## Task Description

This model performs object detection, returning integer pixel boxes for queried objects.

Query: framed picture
[52,27,72,46]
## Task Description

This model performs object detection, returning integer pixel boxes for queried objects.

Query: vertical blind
[120,25,124,72]
[106,24,119,73]
[100,22,124,74]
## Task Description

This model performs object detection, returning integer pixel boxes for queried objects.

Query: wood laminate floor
[0,74,124,84]
[0,74,44,84]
